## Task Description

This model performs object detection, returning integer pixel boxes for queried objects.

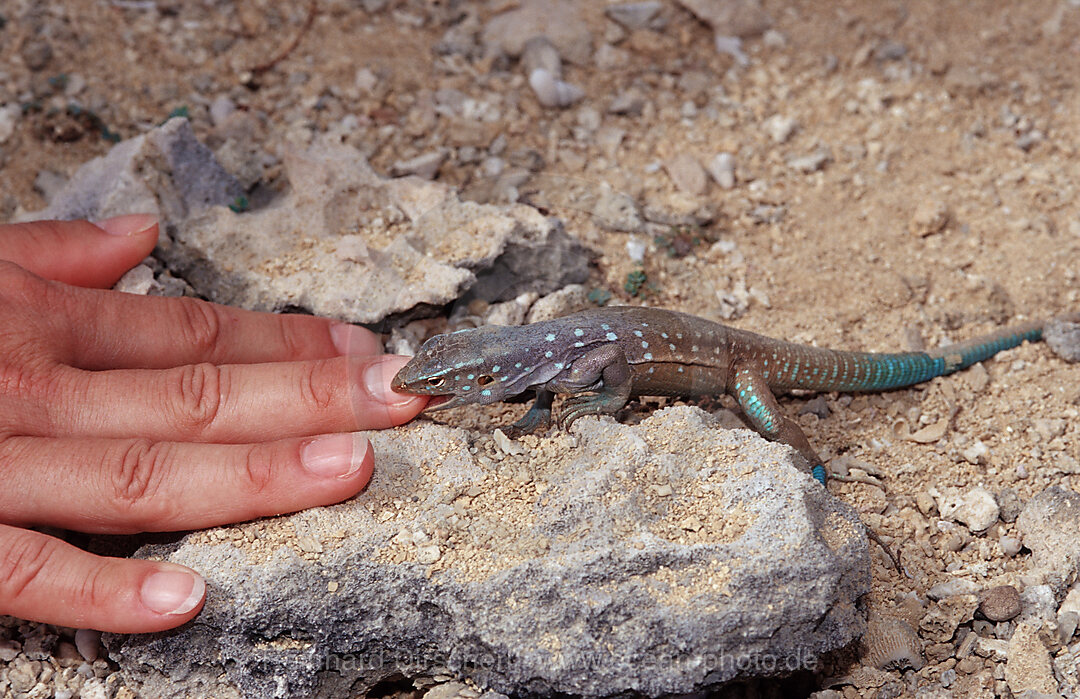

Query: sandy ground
[1,1,1079,697]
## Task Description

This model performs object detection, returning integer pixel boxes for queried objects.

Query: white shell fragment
[529,68,586,108]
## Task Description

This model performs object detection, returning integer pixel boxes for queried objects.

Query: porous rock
[19,117,243,224]
[1045,318,1080,362]
[1016,487,1080,589]
[105,407,870,698]
[21,119,590,325]
[978,585,1022,622]
[1005,623,1058,696]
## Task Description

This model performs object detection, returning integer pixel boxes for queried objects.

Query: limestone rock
[105,407,870,697]
[1005,623,1058,696]
[21,120,591,325]
[1017,487,1080,590]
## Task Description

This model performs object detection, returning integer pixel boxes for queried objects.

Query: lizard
[391,306,1078,486]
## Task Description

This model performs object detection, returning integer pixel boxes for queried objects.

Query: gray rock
[1045,318,1080,362]
[1017,486,1080,590]
[19,118,243,225]
[22,121,590,325]
[105,407,870,698]
[676,0,772,37]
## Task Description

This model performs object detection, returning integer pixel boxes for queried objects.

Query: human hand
[0,215,428,633]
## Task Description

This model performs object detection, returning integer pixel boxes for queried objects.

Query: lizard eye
[476,375,494,386]
[426,377,445,388]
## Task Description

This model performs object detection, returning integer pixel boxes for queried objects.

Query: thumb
[0,215,159,288]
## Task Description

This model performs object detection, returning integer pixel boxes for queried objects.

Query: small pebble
[604,1,663,30]
[927,578,980,600]
[951,486,1000,532]
[862,613,924,671]
[1058,610,1078,644]
[664,152,707,195]
[764,114,798,143]
[529,68,585,108]
[521,36,563,78]
[416,544,442,565]
[390,150,447,180]
[997,488,1023,523]
[706,152,736,189]
[1044,318,1080,361]
[787,148,830,173]
[762,29,786,48]
[713,35,749,66]
[979,585,1022,622]
[209,95,236,127]
[21,37,54,70]
[607,89,647,116]
[909,199,950,236]
[0,638,20,661]
[999,536,1022,557]
[75,629,102,662]
[0,104,20,144]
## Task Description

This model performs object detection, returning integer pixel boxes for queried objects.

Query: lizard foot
[504,407,552,438]
[557,394,622,431]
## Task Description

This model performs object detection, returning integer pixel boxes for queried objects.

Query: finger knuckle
[0,260,40,302]
[165,362,225,435]
[108,439,169,510]
[174,298,224,358]
[76,559,115,612]
[0,531,59,603]
[275,316,308,360]
[241,443,276,495]
[297,360,339,414]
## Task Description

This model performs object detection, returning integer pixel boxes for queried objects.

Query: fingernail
[363,356,417,406]
[140,568,204,615]
[94,213,158,236]
[330,322,383,356]
[301,433,368,478]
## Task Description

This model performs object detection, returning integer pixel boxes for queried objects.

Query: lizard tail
[924,319,1044,373]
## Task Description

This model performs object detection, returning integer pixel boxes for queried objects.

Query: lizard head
[391,326,528,410]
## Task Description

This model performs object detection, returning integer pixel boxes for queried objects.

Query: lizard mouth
[422,395,468,412]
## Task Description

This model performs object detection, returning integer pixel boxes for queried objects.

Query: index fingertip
[330,322,384,357]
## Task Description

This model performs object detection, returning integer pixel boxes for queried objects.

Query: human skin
[0,215,429,633]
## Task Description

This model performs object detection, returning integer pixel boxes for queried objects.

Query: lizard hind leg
[729,362,828,485]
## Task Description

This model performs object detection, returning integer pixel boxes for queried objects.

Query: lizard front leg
[729,360,828,486]
[504,389,555,437]
[548,344,633,431]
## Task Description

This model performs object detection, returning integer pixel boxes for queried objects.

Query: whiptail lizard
[392,306,1077,486]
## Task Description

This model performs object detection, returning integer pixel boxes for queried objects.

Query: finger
[0,432,373,533]
[0,525,204,633]
[27,269,382,369]
[0,216,158,288]
[40,355,426,443]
